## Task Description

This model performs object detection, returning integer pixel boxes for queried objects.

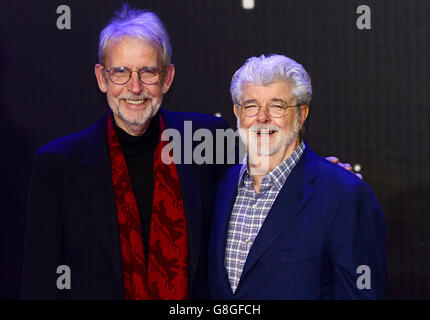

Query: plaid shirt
[224,141,305,293]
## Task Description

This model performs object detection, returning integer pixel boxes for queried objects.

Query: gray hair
[230,54,312,106]
[98,4,172,69]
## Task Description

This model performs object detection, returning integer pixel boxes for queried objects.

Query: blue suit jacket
[208,144,387,299]
[22,108,231,299]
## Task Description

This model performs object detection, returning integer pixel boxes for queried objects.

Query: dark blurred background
[1,0,429,299]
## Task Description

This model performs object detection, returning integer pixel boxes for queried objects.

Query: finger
[342,163,353,171]
[326,156,339,164]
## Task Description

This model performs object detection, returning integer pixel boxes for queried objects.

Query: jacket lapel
[78,113,123,285]
[213,165,242,297]
[239,147,317,285]
[160,108,203,292]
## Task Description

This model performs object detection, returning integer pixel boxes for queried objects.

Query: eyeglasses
[102,66,165,85]
[237,102,301,118]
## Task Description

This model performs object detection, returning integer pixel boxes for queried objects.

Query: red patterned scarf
[106,111,188,300]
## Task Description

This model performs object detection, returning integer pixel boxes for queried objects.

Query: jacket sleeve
[329,181,387,299]
[21,152,64,299]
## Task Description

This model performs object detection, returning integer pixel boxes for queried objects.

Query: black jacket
[21,108,233,299]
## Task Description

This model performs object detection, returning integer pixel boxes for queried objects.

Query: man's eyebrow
[241,98,289,104]
[139,66,159,71]
[241,99,258,104]
[110,66,128,69]
[111,65,159,70]
[270,98,288,104]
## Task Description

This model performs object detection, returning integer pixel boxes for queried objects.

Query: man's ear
[95,64,107,93]
[233,104,240,118]
[299,105,309,126]
[161,64,175,94]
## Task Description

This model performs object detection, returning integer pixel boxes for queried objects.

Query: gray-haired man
[208,54,387,299]
[22,4,231,300]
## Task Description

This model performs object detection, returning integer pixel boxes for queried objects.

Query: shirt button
[251,203,257,209]
[244,238,252,244]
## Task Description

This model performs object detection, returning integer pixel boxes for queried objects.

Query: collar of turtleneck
[112,111,160,155]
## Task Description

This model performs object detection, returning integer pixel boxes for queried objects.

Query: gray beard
[116,99,162,126]
[237,116,301,156]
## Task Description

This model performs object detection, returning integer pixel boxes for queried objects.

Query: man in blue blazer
[208,54,387,299]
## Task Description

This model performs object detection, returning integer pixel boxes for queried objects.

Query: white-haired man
[208,54,387,299]
[21,4,231,300]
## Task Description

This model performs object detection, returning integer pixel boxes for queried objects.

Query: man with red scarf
[21,4,232,300]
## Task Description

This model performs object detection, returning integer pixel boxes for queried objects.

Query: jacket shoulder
[35,115,105,162]
[310,150,375,197]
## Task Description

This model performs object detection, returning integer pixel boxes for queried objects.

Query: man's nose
[256,106,270,123]
[127,71,144,94]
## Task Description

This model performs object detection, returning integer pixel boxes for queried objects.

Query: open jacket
[209,144,387,299]
[22,108,231,299]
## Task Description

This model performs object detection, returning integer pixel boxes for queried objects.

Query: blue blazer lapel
[239,147,318,284]
[213,165,242,296]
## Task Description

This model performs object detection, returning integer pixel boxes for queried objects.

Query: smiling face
[95,36,175,136]
[235,81,309,166]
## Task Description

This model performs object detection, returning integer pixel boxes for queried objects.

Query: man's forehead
[104,36,161,66]
[241,81,293,102]
[107,35,151,48]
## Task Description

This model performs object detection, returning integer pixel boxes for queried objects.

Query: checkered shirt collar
[238,141,306,189]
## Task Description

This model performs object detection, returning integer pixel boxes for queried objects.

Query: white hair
[98,4,171,69]
[230,54,312,106]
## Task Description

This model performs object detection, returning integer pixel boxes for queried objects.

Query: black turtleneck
[113,112,160,262]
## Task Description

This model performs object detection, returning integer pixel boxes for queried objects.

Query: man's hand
[326,156,363,179]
